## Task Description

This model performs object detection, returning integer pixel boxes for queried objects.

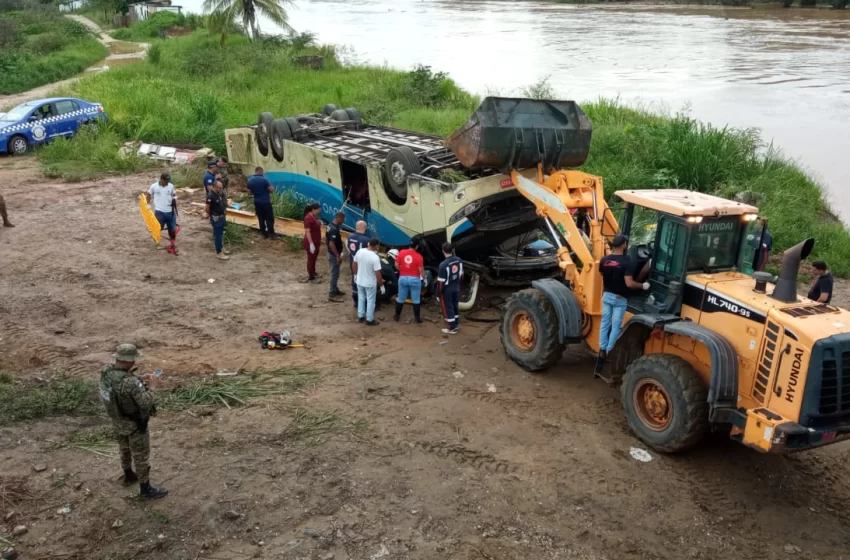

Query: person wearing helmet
[395,239,425,323]
[326,212,346,302]
[99,344,168,500]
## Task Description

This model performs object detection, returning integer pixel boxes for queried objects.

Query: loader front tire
[621,354,709,453]
[500,288,565,372]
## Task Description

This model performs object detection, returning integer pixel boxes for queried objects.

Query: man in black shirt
[202,180,230,261]
[807,260,833,304]
[326,212,346,302]
[598,235,650,357]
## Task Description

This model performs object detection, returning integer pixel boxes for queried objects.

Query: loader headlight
[743,213,759,222]
[686,216,704,224]
[449,200,482,225]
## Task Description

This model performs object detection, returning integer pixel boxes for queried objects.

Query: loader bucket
[446,97,592,172]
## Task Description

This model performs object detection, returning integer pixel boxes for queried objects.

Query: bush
[111,27,132,40]
[0,17,22,48]
[29,31,70,54]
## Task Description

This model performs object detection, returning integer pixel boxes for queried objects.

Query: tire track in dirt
[417,441,520,475]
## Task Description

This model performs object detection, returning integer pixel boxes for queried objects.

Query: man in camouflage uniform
[99,344,168,499]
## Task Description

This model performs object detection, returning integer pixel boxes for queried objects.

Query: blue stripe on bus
[265,171,413,247]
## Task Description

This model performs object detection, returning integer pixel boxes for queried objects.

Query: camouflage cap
[115,343,139,362]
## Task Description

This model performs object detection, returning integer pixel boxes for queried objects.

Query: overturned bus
[223,97,593,291]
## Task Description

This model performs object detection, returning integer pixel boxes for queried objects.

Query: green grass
[38,126,156,182]
[0,10,108,96]
[223,222,249,248]
[0,377,98,424]
[67,31,475,155]
[41,29,849,275]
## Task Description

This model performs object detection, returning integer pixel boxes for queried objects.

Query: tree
[202,0,291,39]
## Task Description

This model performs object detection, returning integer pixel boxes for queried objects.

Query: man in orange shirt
[394,239,425,323]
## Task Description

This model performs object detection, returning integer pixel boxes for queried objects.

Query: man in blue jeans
[598,235,649,359]
[352,238,384,326]
[145,173,178,255]
[394,239,425,323]
[202,180,230,261]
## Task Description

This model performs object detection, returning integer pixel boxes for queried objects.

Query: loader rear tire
[256,112,274,157]
[499,288,565,372]
[621,354,709,453]
[270,118,291,162]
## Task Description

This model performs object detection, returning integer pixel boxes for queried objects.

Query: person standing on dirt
[437,242,463,335]
[247,167,276,239]
[145,173,179,255]
[807,261,833,304]
[303,203,322,282]
[203,160,217,194]
[0,194,13,228]
[394,239,425,323]
[326,211,346,302]
[202,180,230,261]
[353,237,384,325]
[347,220,370,307]
[598,235,649,358]
[99,344,168,500]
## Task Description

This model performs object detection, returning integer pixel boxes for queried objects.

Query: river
[181,0,850,220]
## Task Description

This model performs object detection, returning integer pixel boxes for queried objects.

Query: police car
[0,97,108,155]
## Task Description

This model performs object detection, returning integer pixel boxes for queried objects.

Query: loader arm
[509,167,619,318]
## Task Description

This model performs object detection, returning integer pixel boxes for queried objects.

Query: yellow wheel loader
[447,97,850,454]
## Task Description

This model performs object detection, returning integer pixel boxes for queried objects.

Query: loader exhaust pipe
[770,238,815,304]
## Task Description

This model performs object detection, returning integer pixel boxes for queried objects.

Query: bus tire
[256,112,274,156]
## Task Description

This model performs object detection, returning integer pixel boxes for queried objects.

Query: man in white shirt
[352,238,385,326]
[145,173,179,255]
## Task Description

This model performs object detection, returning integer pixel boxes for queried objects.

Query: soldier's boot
[140,482,169,500]
[123,469,139,485]
[413,304,422,324]
[0,197,13,227]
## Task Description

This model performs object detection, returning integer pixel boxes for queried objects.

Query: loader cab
[617,201,764,316]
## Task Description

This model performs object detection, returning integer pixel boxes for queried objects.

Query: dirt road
[0,15,148,110]
[1,159,850,560]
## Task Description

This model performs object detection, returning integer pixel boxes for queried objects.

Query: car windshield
[687,218,741,271]
[0,105,33,122]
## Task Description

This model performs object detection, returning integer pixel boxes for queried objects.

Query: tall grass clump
[0,8,108,95]
[0,377,98,424]
[38,126,156,182]
[146,42,162,65]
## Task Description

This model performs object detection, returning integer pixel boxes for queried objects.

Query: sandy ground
[2,158,850,560]
[0,16,148,110]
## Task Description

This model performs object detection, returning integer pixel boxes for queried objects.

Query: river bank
[39,29,850,274]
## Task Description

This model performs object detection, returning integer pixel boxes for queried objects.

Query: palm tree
[203,0,292,39]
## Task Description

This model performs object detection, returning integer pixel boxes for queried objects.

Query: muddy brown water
[180,0,850,220]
